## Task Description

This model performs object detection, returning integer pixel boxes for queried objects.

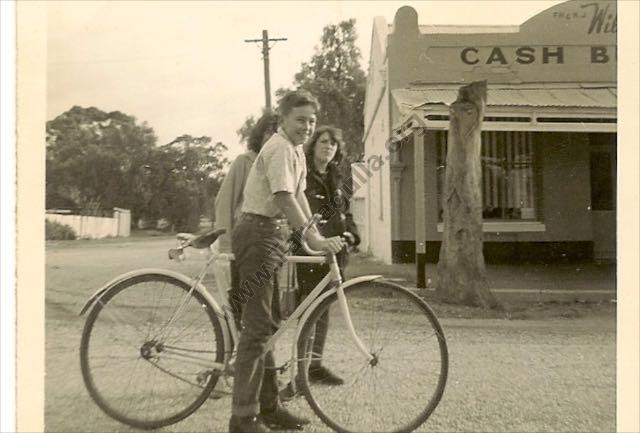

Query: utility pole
[244,30,287,110]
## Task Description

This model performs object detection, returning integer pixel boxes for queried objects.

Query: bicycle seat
[176,233,194,242]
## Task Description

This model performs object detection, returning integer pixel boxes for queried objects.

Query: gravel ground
[45,237,616,433]
[46,314,615,433]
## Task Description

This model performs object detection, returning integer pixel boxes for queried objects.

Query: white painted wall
[363,88,392,263]
[350,162,369,252]
[362,16,393,263]
[46,208,131,239]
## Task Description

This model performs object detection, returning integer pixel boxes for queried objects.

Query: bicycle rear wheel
[80,273,225,429]
[297,279,448,433]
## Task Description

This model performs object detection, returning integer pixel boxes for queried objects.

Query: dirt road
[45,238,615,432]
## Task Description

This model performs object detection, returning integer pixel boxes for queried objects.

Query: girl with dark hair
[281,126,361,399]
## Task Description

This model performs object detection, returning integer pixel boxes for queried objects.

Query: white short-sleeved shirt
[241,128,307,218]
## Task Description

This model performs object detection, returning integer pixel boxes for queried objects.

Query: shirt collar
[277,126,303,149]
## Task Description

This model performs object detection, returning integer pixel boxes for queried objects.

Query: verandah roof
[391,83,617,138]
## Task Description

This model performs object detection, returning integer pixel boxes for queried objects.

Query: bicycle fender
[79,267,232,358]
[78,268,228,319]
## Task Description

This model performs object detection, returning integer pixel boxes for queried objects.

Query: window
[589,133,616,211]
[436,131,538,221]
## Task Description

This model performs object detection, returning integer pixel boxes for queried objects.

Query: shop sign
[459,2,616,66]
[460,46,615,66]
[552,2,616,35]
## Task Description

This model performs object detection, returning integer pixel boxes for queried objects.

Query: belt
[240,213,287,225]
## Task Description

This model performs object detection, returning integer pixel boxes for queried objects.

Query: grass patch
[45,220,77,240]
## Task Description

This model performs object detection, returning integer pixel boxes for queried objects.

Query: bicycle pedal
[196,368,224,385]
[208,388,232,400]
[208,390,224,400]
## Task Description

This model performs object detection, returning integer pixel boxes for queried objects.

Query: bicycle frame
[79,233,448,432]
[79,253,234,375]
[215,252,382,390]
[80,244,383,391]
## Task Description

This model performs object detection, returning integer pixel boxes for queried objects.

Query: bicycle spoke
[97,302,147,346]
[300,280,447,433]
[80,274,225,429]
[145,280,168,341]
[335,363,368,429]
[89,356,139,370]
[118,355,144,412]
[162,344,217,354]
[159,349,218,369]
[153,287,200,342]
[145,359,206,389]
[163,310,210,347]
[371,362,381,428]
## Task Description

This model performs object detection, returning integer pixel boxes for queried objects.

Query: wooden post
[244,30,287,110]
[414,129,427,288]
[436,81,500,308]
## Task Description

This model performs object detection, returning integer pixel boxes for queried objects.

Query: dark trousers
[229,260,283,332]
[230,215,287,417]
[295,249,347,367]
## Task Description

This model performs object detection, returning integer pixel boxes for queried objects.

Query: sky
[46,1,563,160]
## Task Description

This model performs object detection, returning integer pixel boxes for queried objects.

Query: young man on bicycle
[229,90,343,433]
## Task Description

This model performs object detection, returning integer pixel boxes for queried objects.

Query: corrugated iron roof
[388,24,519,34]
[393,85,617,117]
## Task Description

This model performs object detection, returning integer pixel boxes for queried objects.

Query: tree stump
[436,81,500,309]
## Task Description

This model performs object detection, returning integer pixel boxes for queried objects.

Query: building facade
[361,0,617,272]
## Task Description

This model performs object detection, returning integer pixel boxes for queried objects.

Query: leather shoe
[278,381,298,402]
[260,406,309,430]
[229,415,271,433]
[308,365,344,385]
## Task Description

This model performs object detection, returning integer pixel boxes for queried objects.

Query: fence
[46,208,131,239]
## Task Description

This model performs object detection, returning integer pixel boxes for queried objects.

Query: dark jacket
[293,161,360,299]
[288,162,360,257]
[304,163,360,244]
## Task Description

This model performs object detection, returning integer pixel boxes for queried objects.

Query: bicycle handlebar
[298,213,345,257]
[171,214,345,261]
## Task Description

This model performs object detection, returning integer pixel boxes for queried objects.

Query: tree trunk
[436,81,500,309]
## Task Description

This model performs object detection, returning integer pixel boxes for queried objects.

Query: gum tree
[436,81,501,309]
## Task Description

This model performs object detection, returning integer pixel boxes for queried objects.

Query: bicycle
[79,217,449,433]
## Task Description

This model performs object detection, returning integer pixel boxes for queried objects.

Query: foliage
[142,135,228,232]
[235,106,274,148]
[276,19,366,160]
[45,220,77,240]
[46,107,229,232]
[46,106,157,220]
[236,116,257,147]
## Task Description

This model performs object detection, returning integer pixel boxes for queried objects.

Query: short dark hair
[305,125,345,166]
[277,89,320,117]
[248,111,278,153]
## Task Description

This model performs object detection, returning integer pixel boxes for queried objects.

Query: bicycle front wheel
[80,273,225,429]
[297,279,448,433]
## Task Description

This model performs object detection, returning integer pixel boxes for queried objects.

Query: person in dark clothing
[283,126,361,398]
